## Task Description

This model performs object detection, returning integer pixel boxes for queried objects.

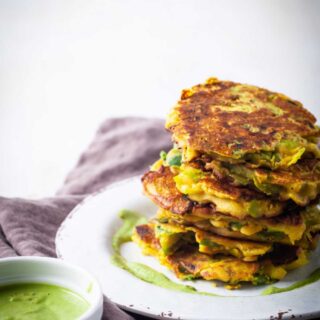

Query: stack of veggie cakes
[133,78,320,288]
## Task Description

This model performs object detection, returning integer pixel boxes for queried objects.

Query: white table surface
[0,0,319,198]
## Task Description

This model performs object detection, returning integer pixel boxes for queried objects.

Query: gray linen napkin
[0,117,171,320]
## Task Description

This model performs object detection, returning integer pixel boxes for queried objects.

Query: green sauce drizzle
[111,210,320,297]
[111,210,147,255]
[111,210,218,296]
[262,267,320,295]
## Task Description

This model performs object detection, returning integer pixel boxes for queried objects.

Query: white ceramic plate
[56,177,320,320]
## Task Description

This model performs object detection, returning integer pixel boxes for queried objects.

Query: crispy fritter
[204,158,320,206]
[156,206,308,245]
[154,220,273,261]
[166,78,320,168]
[174,163,285,218]
[141,166,193,214]
[135,224,159,248]
[166,244,303,281]
[142,165,285,219]
[166,245,261,284]
[133,224,309,285]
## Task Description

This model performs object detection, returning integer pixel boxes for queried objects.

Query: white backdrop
[0,0,319,197]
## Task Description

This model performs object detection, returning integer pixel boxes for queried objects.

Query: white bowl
[0,256,103,320]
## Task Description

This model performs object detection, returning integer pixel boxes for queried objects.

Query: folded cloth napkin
[0,117,171,320]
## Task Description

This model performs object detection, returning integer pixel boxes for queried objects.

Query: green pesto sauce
[111,210,320,297]
[0,283,90,320]
[261,267,320,295]
[111,210,218,296]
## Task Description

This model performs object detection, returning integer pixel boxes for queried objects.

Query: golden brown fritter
[141,166,193,214]
[135,224,160,249]
[204,158,320,206]
[156,206,307,245]
[132,223,308,285]
[142,165,285,219]
[166,245,261,284]
[133,223,265,284]
[166,78,320,168]
[154,220,273,261]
